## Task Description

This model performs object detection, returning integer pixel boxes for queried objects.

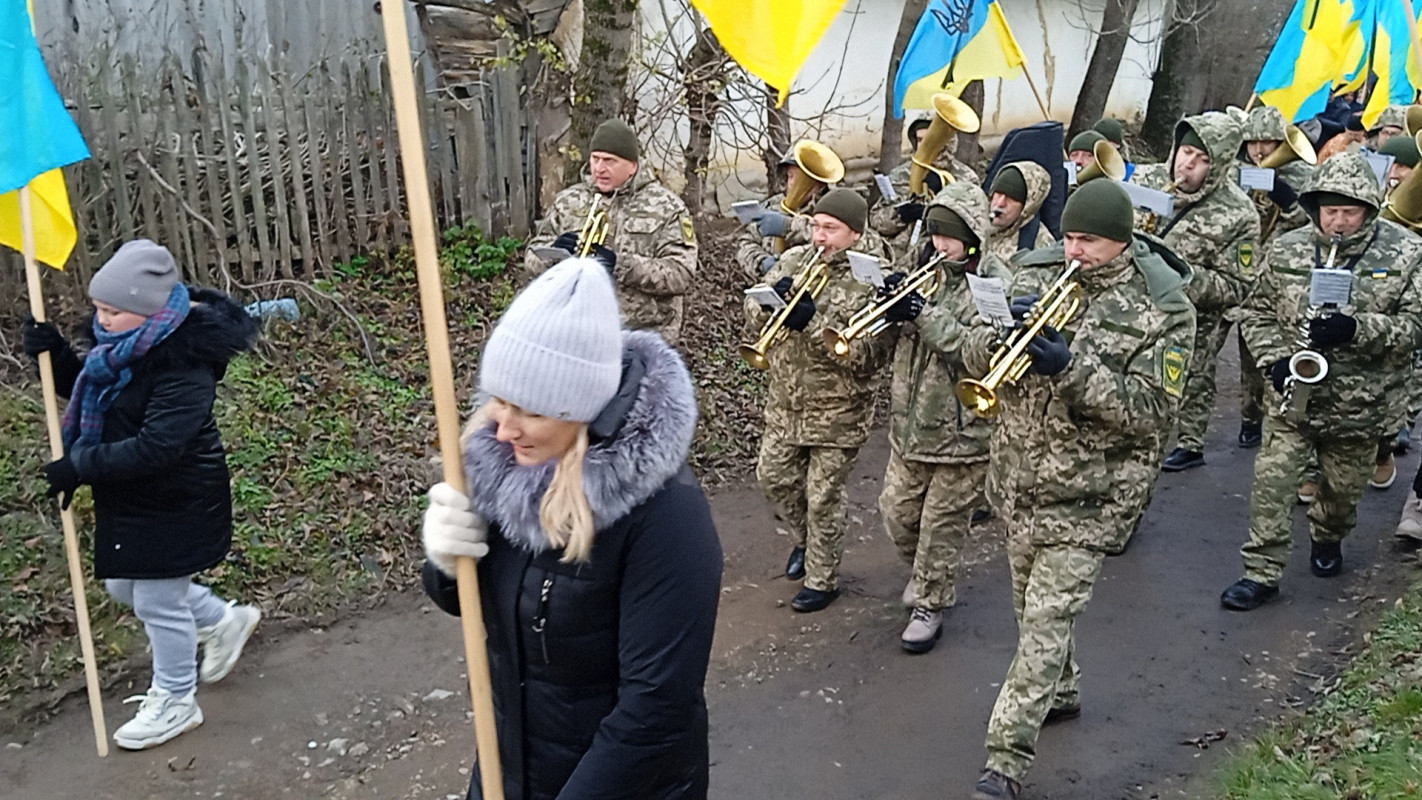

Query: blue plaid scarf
[63,283,192,449]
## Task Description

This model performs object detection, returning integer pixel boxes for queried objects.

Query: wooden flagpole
[376,4,504,798]
[1020,65,1053,121]
[19,184,109,757]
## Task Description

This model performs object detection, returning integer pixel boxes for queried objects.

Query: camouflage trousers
[984,526,1105,782]
[1176,312,1230,451]
[1238,327,1266,425]
[878,450,986,610]
[756,431,859,592]
[1241,413,1377,585]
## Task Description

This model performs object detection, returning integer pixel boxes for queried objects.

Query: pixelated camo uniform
[984,160,1056,262]
[871,151,982,262]
[733,192,816,285]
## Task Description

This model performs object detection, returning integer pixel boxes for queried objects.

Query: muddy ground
[3,338,1419,800]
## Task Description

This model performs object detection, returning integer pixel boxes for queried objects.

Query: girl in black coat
[24,240,261,751]
[421,256,723,800]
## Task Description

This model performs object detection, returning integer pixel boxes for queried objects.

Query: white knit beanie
[478,257,623,422]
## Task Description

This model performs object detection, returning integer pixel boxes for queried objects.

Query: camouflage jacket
[1132,112,1260,319]
[984,161,1056,261]
[963,240,1196,552]
[890,184,1012,463]
[747,239,894,447]
[1239,153,1422,438]
[871,153,982,260]
[733,192,816,284]
[526,171,698,344]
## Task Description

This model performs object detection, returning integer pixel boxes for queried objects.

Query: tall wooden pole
[20,184,109,757]
[1021,66,1053,121]
[377,4,504,798]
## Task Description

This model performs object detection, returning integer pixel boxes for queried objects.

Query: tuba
[740,247,831,370]
[908,93,981,198]
[1406,105,1422,138]
[955,261,1084,417]
[1380,130,1422,230]
[776,141,846,252]
[1258,124,1319,170]
[822,255,945,357]
[1280,235,1341,416]
[1075,139,1126,186]
[576,196,610,257]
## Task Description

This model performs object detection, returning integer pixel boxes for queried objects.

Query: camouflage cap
[926,181,991,244]
[1299,151,1382,220]
[1173,111,1245,190]
[1371,105,1408,133]
[1244,106,1288,143]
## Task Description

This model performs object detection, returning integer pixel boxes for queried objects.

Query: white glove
[422,482,489,576]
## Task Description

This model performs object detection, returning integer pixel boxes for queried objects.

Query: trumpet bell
[1259,125,1318,169]
[738,344,770,371]
[1076,139,1126,185]
[954,379,1000,417]
[1289,350,1328,384]
[782,140,846,215]
[909,93,981,197]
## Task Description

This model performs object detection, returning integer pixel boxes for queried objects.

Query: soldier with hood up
[1222,152,1422,612]
[877,182,1012,655]
[871,121,982,261]
[984,161,1056,261]
[1132,111,1261,472]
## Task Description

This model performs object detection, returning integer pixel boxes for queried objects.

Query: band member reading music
[734,142,843,283]
[1222,153,1422,611]
[746,189,893,613]
[962,181,1195,800]
[525,119,699,345]
[984,161,1056,260]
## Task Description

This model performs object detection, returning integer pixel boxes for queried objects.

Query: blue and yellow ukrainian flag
[690,0,849,105]
[893,0,1025,116]
[1362,0,1422,128]
[0,0,91,268]
[1255,0,1369,123]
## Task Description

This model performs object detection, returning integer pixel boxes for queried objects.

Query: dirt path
[4,341,1419,800]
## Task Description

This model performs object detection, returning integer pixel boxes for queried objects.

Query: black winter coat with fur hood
[50,287,259,579]
[422,331,723,800]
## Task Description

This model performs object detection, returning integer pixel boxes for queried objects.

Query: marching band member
[984,161,1056,261]
[734,151,824,283]
[871,118,982,259]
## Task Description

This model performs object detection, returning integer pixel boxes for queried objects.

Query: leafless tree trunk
[682,27,728,213]
[955,80,985,168]
[764,83,791,193]
[879,0,930,172]
[1069,0,1142,139]
[566,0,640,183]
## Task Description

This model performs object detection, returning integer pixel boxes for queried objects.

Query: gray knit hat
[478,257,623,422]
[88,239,180,316]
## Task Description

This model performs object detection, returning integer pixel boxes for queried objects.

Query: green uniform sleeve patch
[1238,241,1255,277]
[682,215,697,245]
[1162,345,1187,398]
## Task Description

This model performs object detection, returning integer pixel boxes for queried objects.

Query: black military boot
[1162,447,1206,471]
[973,769,1022,800]
[791,586,838,612]
[1220,578,1279,610]
[784,546,806,580]
[1310,540,1343,577]
[1237,420,1262,449]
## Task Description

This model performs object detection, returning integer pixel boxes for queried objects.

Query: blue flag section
[0,0,91,194]
[892,0,992,117]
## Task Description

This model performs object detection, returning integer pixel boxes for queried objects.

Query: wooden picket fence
[3,48,533,304]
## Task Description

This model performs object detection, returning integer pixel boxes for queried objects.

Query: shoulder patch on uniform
[681,215,697,245]
[1238,241,1255,276]
[1162,345,1187,398]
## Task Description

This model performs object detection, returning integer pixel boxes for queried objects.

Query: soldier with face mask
[1132,111,1261,472]
[984,162,1056,261]
[1222,152,1422,611]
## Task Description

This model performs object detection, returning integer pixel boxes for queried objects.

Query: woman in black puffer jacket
[421,256,722,800]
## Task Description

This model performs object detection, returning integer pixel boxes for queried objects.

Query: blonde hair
[464,402,597,563]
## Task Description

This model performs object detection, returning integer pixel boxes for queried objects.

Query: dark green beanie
[1380,135,1421,168]
[1069,129,1106,154]
[1093,118,1125,145]
[924,205,979,246]
[1309,190,1370,209]
[589,119,640,162]
[990,166,1028,203]
[813,188,868,233]
[1061,180,1134,242]
[1177,126,1207,153]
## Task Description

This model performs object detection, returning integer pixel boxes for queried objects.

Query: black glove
[773,276,796,301]
[1309,313,1357,348]
[757,212,789,238]
[22,317,67,359]
[551,231,580,254]
[924,171,944,195]
[783,294,816,332]
[896,201,925,224]
[885,290,925,323]
[881,272,907,294]
[589,243,617,274]
[1268,179,1298,209]
[1026,325,1072,376]
[1268,358,1291,393]
[44,456,80,510]
[1009,294,1040,324]
[758,255,777,275]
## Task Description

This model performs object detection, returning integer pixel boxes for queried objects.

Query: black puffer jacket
[51,287,259,579]
[422,331,723,800]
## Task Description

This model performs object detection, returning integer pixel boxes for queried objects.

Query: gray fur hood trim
[463,330,698,553]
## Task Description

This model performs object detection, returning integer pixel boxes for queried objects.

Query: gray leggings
[105,577,229,695]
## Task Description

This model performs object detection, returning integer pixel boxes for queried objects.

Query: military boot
[900,607,942,654]
[973,769,1022,800]
[1162,447,1205,471]
[1237,420,1262,449]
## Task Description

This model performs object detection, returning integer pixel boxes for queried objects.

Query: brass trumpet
[823,256,945,357]
[740,248,830,370]
[577,197,611,257]
[1280,234,1340,416]
[954,260,1084,417]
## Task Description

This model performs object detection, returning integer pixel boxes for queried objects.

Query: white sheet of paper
[732,200,768,224]
[908,218,923,248]
[875,173,897,202]
[967,273,1013,326]
[745,285,787,310]
[1063,160,1079,187]
[1310,268,1354,307]
[1239,166,1276,191]
[1121,181,1175,218]
[1364,151,1395,189]
[532,246,572,264]
[847,251,885,287]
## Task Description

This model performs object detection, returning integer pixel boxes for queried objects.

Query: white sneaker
[113,687,203,750]
[1397,492,1422,541]
[198,602,261,684]
[901,579,916,608]
[900,607,943,654]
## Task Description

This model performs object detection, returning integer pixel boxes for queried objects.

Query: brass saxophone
[1279,234,1341,417]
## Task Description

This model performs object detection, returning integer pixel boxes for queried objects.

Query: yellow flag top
[690,0,849,104]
